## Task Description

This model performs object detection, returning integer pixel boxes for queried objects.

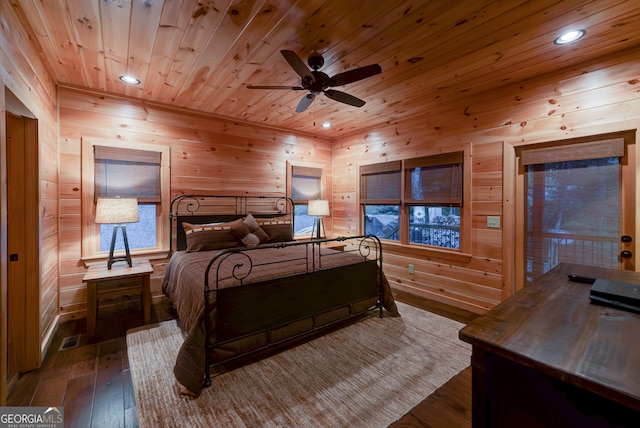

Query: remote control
[568,274,596,284]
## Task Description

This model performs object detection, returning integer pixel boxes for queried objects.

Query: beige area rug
[127,302,471,428]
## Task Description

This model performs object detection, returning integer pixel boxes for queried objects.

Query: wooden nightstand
[82,260,153,340]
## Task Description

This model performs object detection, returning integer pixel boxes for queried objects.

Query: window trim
[81,137,170,262]
[358,145,472,257]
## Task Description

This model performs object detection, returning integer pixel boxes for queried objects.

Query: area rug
[126,302,471,427]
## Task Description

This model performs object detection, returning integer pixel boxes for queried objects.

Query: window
[287,161,325,237]
[98,203,158,251]
[521,138,625,282]
[360,150,468,252]
[82,138,170,260]
[404,152,463,249]
[360,161,401,241]
[94,145,161,251]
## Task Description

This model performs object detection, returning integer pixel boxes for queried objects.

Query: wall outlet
[487,216,501,228]
[408,264,415,274]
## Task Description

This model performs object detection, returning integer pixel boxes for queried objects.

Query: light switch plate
[487,216,501,228]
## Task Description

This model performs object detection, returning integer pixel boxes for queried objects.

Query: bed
[162,195,400,396]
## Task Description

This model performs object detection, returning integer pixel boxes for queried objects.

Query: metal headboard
[169,194,295,253]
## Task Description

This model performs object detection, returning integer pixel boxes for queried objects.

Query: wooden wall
[333,46,640,314]
[0,1,60,401]
[57,87,333,321]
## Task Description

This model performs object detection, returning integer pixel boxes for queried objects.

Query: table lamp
[95,197,139,269]
[308,199,329,240]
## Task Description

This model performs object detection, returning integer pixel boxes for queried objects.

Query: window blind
[291,165,322,201]
[360,161,401,204]
[521,138,624,166]
[522,136,626,281]
[94,145,162,203]
[404,152,463,206]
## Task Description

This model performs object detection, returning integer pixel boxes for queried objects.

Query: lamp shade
[95,197,139,224]
[308,199,330,217]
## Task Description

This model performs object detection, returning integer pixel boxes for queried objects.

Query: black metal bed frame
[168,194,384,387]
[201,235,384,385]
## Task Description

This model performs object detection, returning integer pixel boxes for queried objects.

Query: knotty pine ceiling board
[11,0,640,138]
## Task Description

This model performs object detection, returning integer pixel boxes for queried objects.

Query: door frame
[510,130,637,291]
[0,81,7,406]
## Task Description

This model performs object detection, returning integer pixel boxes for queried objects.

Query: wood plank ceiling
[11,0,640,137]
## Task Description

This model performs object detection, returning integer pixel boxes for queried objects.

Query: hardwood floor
[7,290,478,427]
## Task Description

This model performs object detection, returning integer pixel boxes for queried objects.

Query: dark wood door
[6,111,40,373]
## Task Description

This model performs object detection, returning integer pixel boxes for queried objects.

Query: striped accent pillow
[255,214,293,243]
[182,219,241,252]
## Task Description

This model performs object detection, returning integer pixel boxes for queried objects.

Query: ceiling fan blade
[327,64,382,87]
[324,89,366,108]
[295,93,316,113]
[247,85,305,90]
[280,50,315,84]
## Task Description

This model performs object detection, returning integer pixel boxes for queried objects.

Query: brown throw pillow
[242,214,269,242]
[183,219,242,252]
[230,214,269,248]
[255,214,294,243]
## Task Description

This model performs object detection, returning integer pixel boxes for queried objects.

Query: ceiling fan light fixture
[321,122,332,129]
[553,29,586,45]
[247,50,381,113]
[119,75,141,85]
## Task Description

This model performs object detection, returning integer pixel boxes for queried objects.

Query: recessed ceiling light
[553,29,586,45]
[321,122,332,129]
[119,75,141,85]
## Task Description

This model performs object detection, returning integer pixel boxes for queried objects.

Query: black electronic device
[589,278,640,314]
[589,294,640,314]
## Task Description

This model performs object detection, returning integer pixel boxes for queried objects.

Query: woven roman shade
[521,138,624,166]
[404,152,463,206]
[291,165,322,201]
[94,145,161,203]
[360,161,401,204]
[522,137,625,281]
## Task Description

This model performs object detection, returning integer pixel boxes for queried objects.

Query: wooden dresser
[460,263,640,427]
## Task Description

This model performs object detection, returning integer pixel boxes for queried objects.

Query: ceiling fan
[248,50,382,113]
